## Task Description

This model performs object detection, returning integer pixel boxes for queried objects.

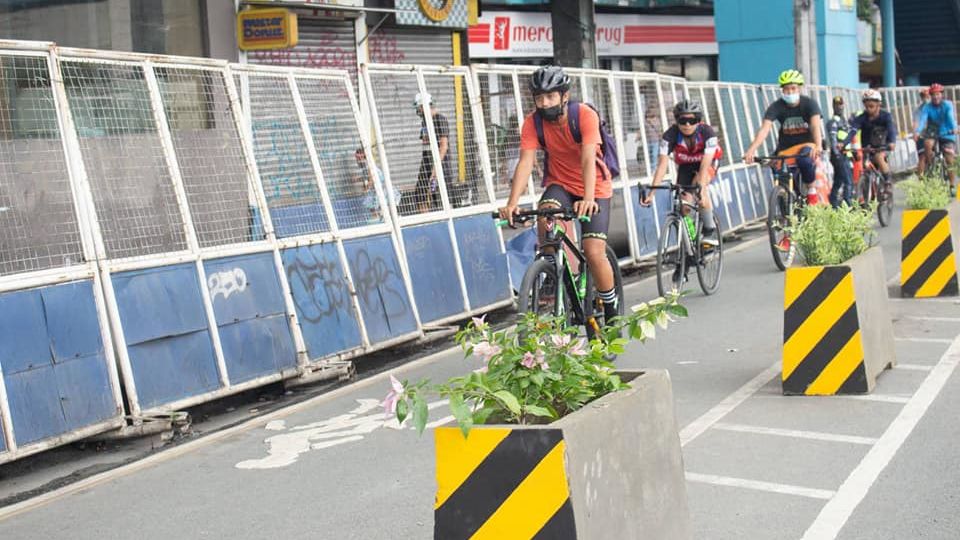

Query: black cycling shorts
[539,183,611,241]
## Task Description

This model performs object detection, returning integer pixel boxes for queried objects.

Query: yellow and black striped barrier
[782,266,869,395]
[901,209,959,298]
[434,427,576,540]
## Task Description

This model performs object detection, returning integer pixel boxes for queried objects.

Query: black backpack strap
[568,101,582,144]
[533,110,546,149]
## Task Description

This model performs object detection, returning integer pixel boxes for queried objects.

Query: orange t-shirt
[520,105,613,199]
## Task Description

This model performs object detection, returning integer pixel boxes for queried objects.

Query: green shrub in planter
[385,295,687,435]
[788,203,876,266]
[902,174,952,210]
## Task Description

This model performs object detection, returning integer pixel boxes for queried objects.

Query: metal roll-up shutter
[375,27,454,66]
[247,17,358,82]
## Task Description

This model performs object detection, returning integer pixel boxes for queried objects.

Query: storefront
[467,10,718,80]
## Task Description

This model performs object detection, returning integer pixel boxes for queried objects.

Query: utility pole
[550,0,597,69]
[880,0,896,87]
[794,0,820,85]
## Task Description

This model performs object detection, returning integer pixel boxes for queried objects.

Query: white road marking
[679,362,781,447]
[903,316,960,323]
[713,422,879,445]
[834,394,911,404]
[889,297,960,304]
[895,337,953,344]
[676,360,699,365]
[802,333,960,539]
[265,420,286,431]
[686,472,836,500]
[895,363,934,372]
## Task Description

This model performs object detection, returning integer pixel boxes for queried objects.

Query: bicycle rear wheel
[696,214,724,295]
[656,215,687,296]
[767,185,795,271]
[584,245,625,341]
[517,257,572,322]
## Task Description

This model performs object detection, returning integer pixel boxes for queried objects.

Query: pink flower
[382,375,404,415]
[521,350,547,370]
[550,334,571,348]
[473,365,489,374]
[471,314,488,330]
[569,338,588,356]
[473,341,501,362]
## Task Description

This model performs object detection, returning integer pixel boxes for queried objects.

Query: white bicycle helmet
[861,89,882,103]
[413,92,433,107]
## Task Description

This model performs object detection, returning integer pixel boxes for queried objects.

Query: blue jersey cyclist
[915,83,959,191]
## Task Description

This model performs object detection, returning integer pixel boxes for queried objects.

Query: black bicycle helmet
[673,99,703,120]
[529,65,571,95]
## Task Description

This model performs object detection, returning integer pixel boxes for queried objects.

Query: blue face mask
[782,92,800,105]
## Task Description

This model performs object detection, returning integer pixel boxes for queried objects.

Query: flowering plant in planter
[384,294,687,436]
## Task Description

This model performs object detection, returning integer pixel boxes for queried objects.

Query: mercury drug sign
[238,9,298,51]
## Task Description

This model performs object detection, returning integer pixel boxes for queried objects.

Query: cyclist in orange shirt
[498,65,618,320]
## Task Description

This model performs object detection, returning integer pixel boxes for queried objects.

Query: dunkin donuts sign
[469,11,717,58]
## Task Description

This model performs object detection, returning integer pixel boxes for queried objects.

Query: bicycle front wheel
[657,215,687,296]
[697,214,724,295]
[877,178,893,227]
[767,185,795,271]
[517,257,571,321]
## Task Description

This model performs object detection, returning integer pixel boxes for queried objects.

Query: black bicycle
[755,155,805,271]
[494,208,624,340]
[859,147,893,227]
[642,183,723,296]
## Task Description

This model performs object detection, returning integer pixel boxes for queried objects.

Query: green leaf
[448,394,473,438]
[395,398,408,425]
[524,404,555,419]
[472,406,498,425]
[493,390,522,416]
[412,397,428,434]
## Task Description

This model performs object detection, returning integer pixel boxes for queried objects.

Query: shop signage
[238,8,299,51]
[468,11,717,58]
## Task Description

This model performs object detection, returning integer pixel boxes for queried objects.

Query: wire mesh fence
[60,58,188,260]
[476,70,523,200]
[0,53,85,276]
[154,65,258,248]
[241,71,329,238]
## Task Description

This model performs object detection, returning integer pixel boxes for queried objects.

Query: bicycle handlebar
[491,208,594,228]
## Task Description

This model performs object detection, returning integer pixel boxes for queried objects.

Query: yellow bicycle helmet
[778,69,805,86]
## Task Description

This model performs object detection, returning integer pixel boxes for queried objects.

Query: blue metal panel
[344,235,418,343]
[281,244,363,360]
[204,253,287,323]
[735,169,757,222]
[505,228,537,292]
[269,203,330,238]
[748,167,768,218]
[629,185,660,258]
[652,185,673,234]
[402,222,464,323]
[5,364,67,446]
[720,172,743,230]
[128,330,221,409]
[55,352,117,431]
[454,215,511,310]
[217,315,297,384]
[0,289,50,375]
[41,281,103,363]
[112,264,209,346]
[708,176,732,232]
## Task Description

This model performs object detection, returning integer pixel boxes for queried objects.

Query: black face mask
[539,104,563,121]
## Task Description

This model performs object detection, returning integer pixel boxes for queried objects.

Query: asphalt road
[0,189,958,540]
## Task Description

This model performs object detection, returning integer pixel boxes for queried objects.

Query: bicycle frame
[538,218,590,323]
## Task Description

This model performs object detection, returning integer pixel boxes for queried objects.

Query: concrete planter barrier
[432,369,689,540]
[782,247,896,395]
[900,202,960,297]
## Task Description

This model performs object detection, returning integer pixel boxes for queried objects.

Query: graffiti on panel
[208,268,248,301]
[251,119,321,204]
[458,229,495,284]
[368,35,406,65]
[286,250,351,324]
[350,249,408,318]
